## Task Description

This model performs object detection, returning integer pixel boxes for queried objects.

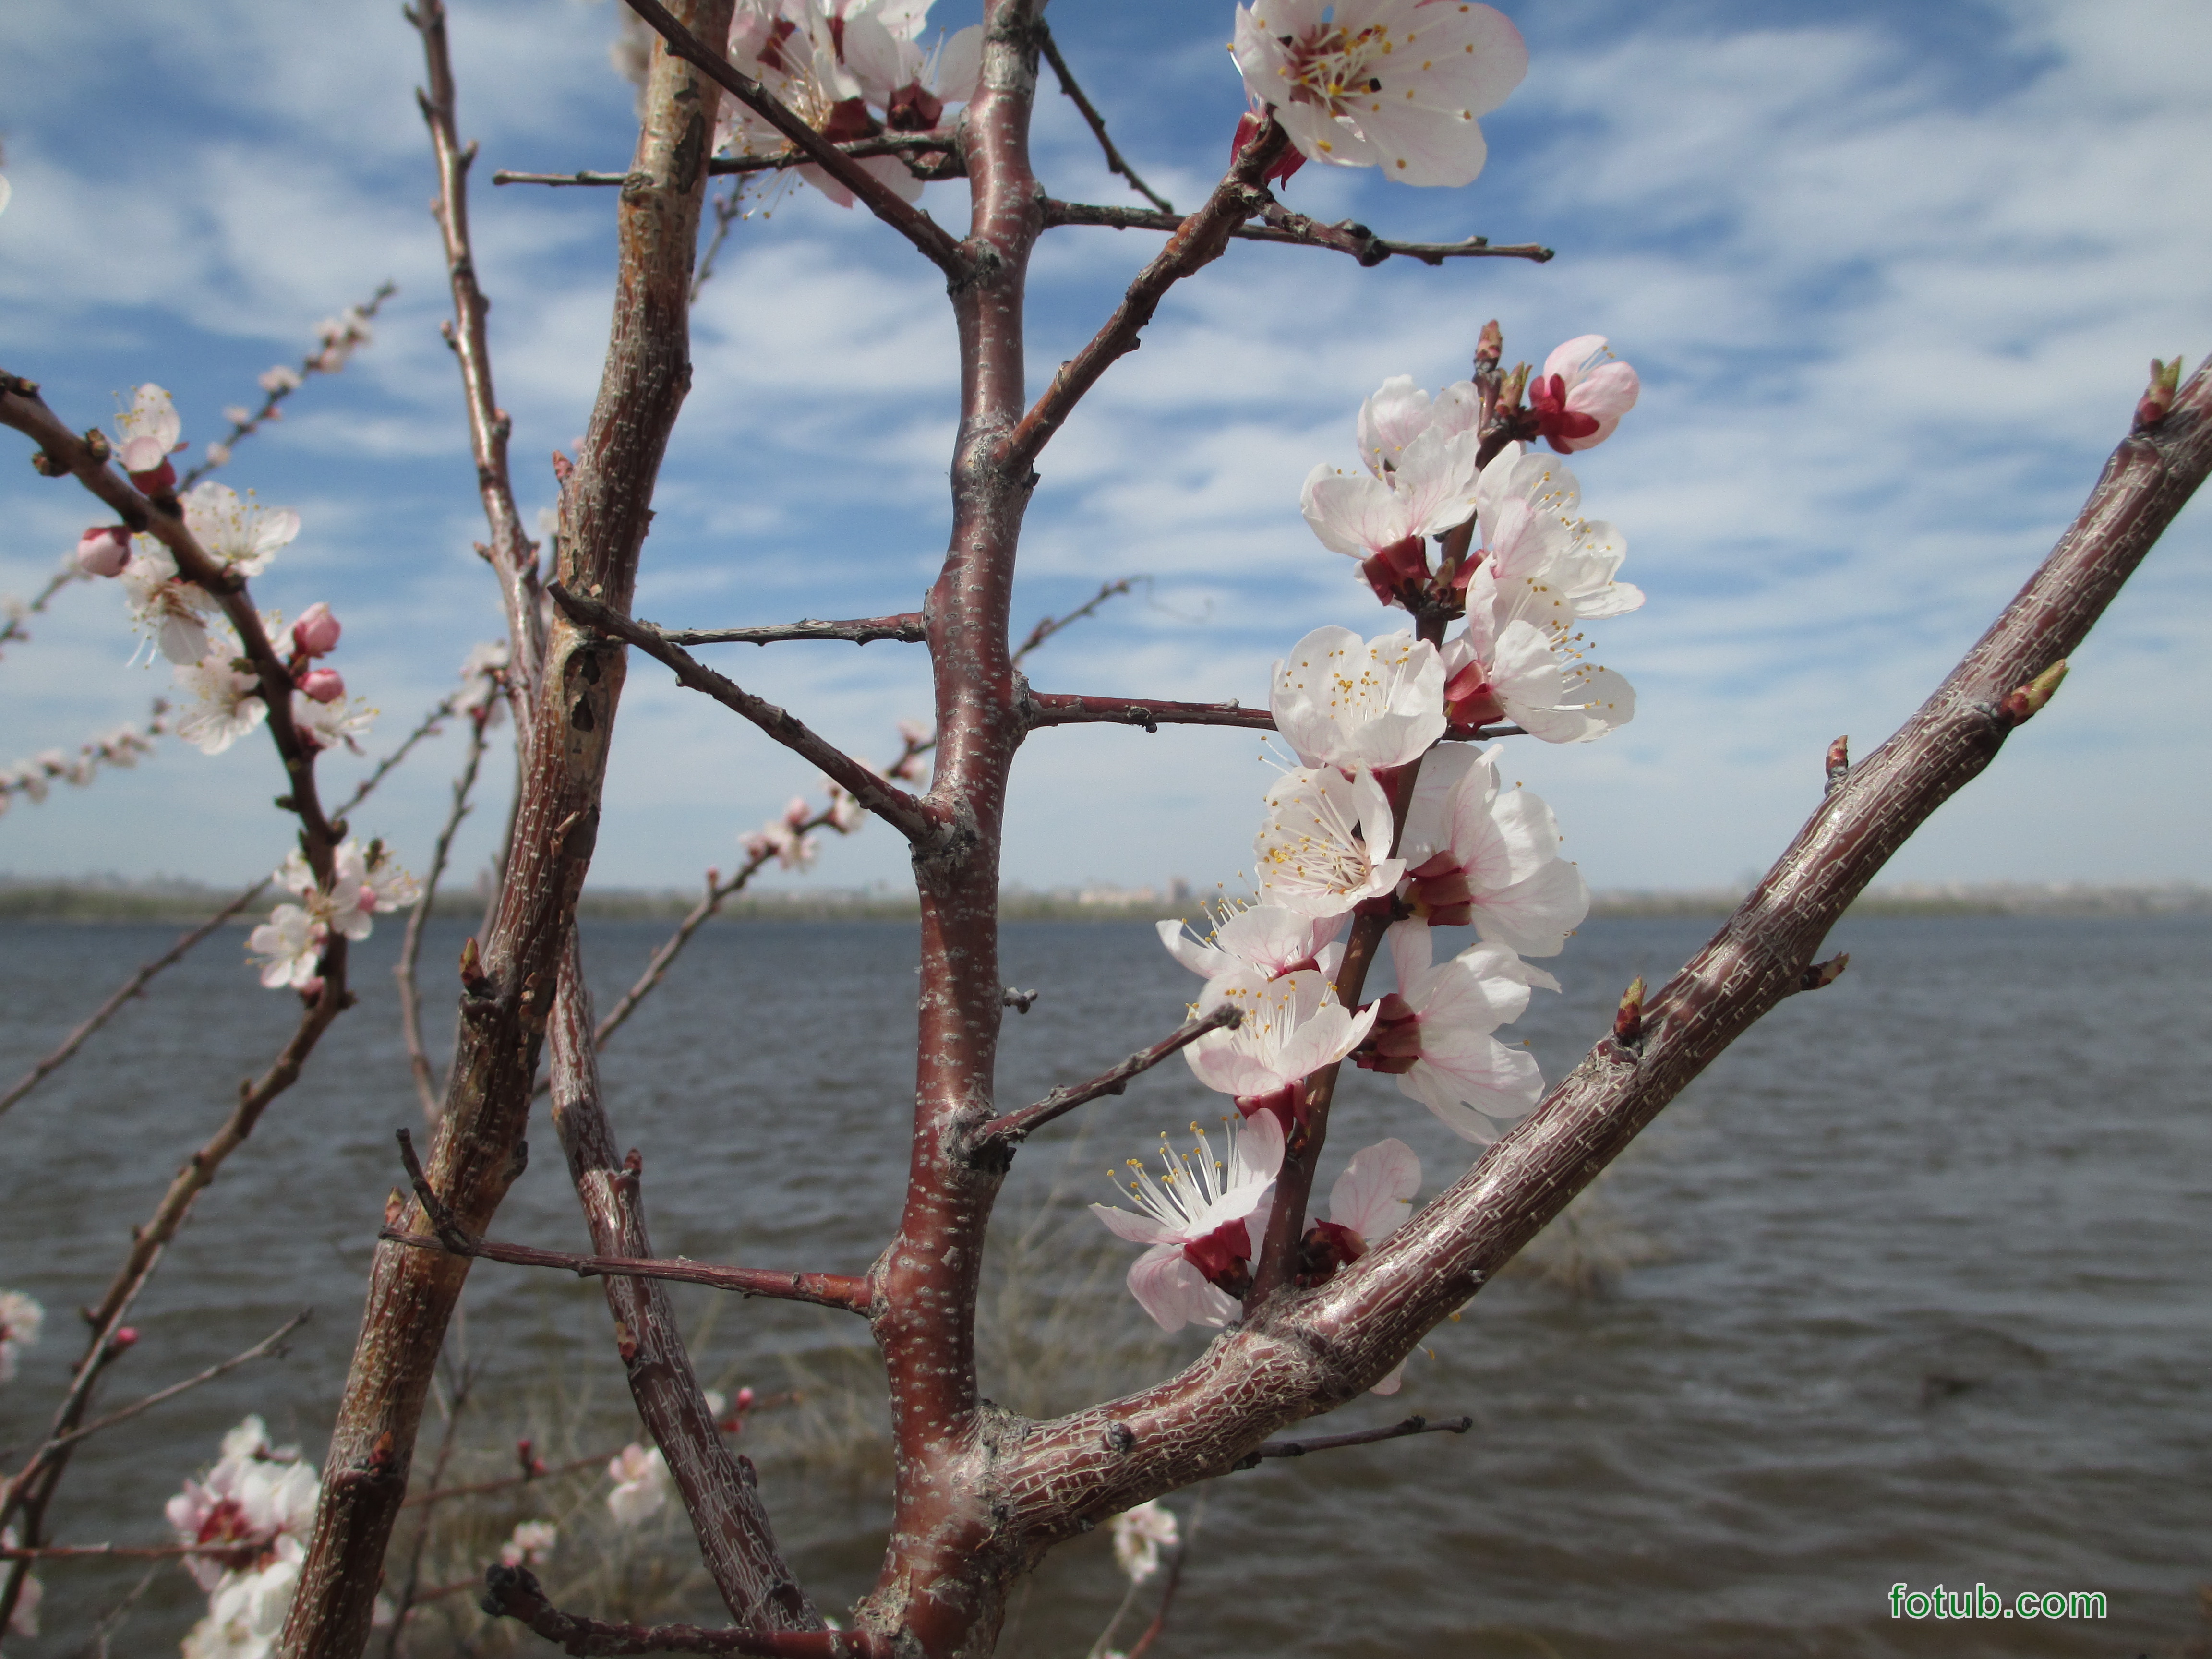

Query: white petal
[1329,1138,1420,1241]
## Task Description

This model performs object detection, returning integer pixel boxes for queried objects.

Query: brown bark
[279,9,732,1651]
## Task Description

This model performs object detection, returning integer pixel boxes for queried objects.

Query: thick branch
[482,1567,885,1657]
[994,356,2212,1544]
[616,0,970,280]
[661,613,926,647]
[979,1005,1241,1144]
[1022,692,1274,734]
[1041,198,1553,267]
[1034,24,1172,214]
[550,582,939,843]
[1002,120,1293,473]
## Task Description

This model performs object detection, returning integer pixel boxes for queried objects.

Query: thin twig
[0,877,270,1119]
[176,282,398,490]
[43,1312,313,1457]
[616,0,969,280]
[1034,24,1172,214]
[0,565,85,659]
[333,689,466,820]
[1041,197,1554,266]
[1236,1414,1472,1469]
[481,1565,888,1657]
[549,583,939,844]
[660,613,926,648]
[980,1006,1241,1144]
[0,1539,290,1563]
[399,710,490,1122]
[1003,120,1293,473]
[1011,578,1138,665]
[378,1227,871,1314]
[493,132,962,189]
[691,182,748,303]
[1022,692,1276,734]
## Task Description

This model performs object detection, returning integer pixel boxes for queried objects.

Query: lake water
[0,914,2206,1657]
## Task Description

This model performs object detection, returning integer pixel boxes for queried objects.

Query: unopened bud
[1999,659,2068,725]
[110,1326,140,1350]
[290,601,341,657]
[2134,356,2184,430]
[1800,953,1849,992]
[1474,319,1503,373]
[1500,363,1530,409]
[1824,735,1849,794]
[734,1386,756,1410]
[298,667,346,704]
[1612,976,1647,1045]
[459,935,492,996]
[76,525,132,577]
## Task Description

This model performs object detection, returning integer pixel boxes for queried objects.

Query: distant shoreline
[2,878,2205,926]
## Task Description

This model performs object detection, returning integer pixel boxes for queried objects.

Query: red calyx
[1182,1217,1254,1298]
[1360,534,1432,608]
[1236,1085,1300,1134]
[1527,373,1601,454]
[1353,993,1423,1075]
[821,98,881,144]
[1297,1219,1367,1285]
[1404,852,1474,926]
[1443,660,1506,730]
[886,82,943,132]
[1231,112,1306,186]
[757,18,800,76]
[128,459,177,495]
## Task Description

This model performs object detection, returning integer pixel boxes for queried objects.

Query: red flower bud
[290,601,341,657]
[298,667,345,704]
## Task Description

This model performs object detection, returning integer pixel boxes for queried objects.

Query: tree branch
[978,1005,1241,1145]
[0,878,269,1120]
[660,613,926,647]
[481,1566,886,1657]
[493,132,963,189]
[616,0,970,281]
[1235,1413,1471,1468]
[43,1314,313,1458]
[410,0,546,714]
[990,356,2212,1548]
[1022,692,1275,734]
[1034,24,1172,214]
[549,582,939,844]
[1011,577,1139,665]
[1001,120,1293,474]
[1040,198,1553,267]
[397,708,489,1123]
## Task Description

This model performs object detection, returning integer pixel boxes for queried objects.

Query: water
[1,914,2206,1656]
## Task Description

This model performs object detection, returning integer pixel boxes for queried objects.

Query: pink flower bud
[783,796,813,829]
[111,1327,140,1350]
[290,602,341,657]
[298,667,346,704]
[735,1386,755,1410]
[76,526,132,577]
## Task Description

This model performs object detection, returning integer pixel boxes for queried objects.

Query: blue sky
[0,0,2205,896]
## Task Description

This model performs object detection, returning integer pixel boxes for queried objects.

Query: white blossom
[499,1520,558,1567]
[1270,626,1445,771]
[172,645,268,756]
[115,383,181,476]
[1109,1500,1178,1584]
[1232,0,1527,187]
[1184,967,1378,1125]
[1253,765,1405,918]
[0,1289,43,1383]
[1091,1111,1283,1332]
[606,1443,670,1527]
[1397,745,1589,956]
[1155,902,1344,983]
[1361,921,1553,1143]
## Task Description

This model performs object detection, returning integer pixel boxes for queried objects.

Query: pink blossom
[76,525,132,577]
[1529,335,1639,453]
[288,602,341,657]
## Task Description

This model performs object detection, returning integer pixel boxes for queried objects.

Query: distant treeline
[3,877,2206,926]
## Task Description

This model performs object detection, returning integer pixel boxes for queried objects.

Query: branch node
[1799,953,1850,993]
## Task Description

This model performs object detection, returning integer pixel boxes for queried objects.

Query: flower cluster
[166,1417,319,1659]
[247,840,421,995]
[1097,324,1642,1363]
[0,1288,42,1383]
[717,0,982,207]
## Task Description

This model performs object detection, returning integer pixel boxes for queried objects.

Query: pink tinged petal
[1127,1247,1238,1332]
[1357,374,1433,474]
[1541,334,1609,384]
[1567,360,1639,422]
[1329,1138,1420,1241]
[1384,916,1435,999]
[75,526,131,577]
[932,25,983,102]
[1397,742,1488,866]
[1301,465,1412,558]
[119,435,168,473]
[1090,1203,1183,1249]
[1399,1036,1543,1137]
[1369,1358,1408,1396]
[1474,855,1590,960]
[1155,917,1231,979]
[1230,1106,1286,1188]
